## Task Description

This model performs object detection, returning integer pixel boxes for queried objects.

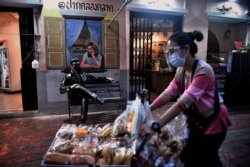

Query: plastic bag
[134,113,188,167]
[112,93,153,138]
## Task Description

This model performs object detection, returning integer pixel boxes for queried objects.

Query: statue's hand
[70,84,80,89]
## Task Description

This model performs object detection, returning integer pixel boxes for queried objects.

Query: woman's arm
[80,53,101,68]
[157,101,183,127]
[80,59,100,68]
[140,101,183,135]
[150,78,180,112]
[150,94,172,111]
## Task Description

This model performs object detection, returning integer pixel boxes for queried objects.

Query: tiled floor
[217,110,250,167]
[0,107,249,166]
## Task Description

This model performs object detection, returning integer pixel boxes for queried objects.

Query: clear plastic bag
[134,113,188,167]
[112,94,154,138]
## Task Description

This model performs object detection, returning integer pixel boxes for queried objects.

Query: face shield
[163,45,177,72]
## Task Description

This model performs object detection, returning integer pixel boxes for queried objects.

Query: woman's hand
[139,123,154,136]
[90,52,95,58]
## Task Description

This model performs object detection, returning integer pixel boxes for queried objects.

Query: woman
[80,42,102,69]
[139,30,232,167]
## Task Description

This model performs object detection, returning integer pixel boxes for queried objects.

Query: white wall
[183,0,209,61]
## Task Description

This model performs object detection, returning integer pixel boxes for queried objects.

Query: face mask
[164,54,176,72]
[74,64,81,73]
[167,53,186,67]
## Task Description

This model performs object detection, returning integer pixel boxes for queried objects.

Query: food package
[95,140,134,165]
[133,113,188,167]
[56,124,77,140]
[112,92,154,138]
[75,127,88,137]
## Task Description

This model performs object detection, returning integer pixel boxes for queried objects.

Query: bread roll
[102,145,112,163]
[69,154,95,165]
[72,147,96,157]
[123,148,133,165]
[43,152,69,165]
[96,158,109,165]
[112,148,126,165]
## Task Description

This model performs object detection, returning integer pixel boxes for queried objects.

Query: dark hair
[87,42,99,55]
[168,30,203,57]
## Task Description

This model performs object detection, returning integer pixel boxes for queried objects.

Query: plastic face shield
[163,46,181,72]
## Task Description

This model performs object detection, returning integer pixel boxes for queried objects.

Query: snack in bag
[112,89,154,138]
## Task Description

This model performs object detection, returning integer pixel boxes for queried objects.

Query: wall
[209,22,245,52]
[36,0,250,111]
[183,0,208,61]
[207,0,250,46]
[37,0,127,108]
[38,0,124,71]
[132,0,185,8]
[37,0,208,106]
[207,0,248,15]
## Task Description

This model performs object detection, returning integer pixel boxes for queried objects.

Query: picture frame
[71,47,85,53]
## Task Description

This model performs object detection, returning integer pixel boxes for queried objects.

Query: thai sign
[58,0,114,12]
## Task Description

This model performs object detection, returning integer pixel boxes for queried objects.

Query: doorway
[0,12,23,113]
[0,7,38,113]
[129,11,183,102]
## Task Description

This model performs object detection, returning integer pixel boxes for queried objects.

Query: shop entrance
[129,11,183,102]
[0,11,23,113]
[0,7,38,112]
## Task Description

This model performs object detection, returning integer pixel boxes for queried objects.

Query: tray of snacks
[41,122,134,166]
[42,93,187,167]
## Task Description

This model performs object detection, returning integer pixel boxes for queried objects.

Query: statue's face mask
[72,61,81,73]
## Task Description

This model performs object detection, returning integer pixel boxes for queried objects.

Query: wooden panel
[105,36,117,49]
[47,52,64,66]
[105,52,117,67]
[44,17,66,69]
[102,20,119,68]
[48,35,63,48]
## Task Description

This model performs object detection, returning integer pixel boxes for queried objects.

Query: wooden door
[44,17,66,69]
[102,20,119,69]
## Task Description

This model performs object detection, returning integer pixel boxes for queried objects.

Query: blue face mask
[167,53,186,67]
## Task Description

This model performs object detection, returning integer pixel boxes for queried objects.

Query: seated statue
[60,58,106,123]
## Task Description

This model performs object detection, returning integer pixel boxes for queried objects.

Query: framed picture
[71,47,85,53]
